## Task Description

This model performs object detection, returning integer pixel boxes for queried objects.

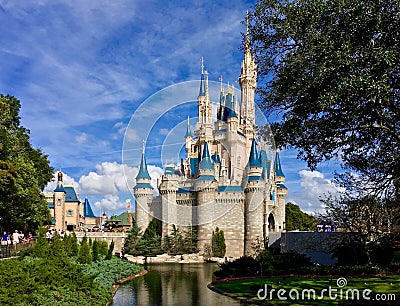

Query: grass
[212,275,400,305]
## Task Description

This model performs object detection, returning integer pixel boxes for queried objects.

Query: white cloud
[159,128,169,135]
[75,132,87,144]
[125,128,139,142]
[43,171,79,193]
[93,194,126,213]
[287,170,343,214]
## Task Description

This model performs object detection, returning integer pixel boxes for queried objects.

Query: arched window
[67,210,73,217]
[268,214,275,232]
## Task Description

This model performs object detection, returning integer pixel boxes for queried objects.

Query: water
[112,263,240,306]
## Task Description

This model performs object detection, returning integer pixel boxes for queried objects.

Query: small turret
[244,139,265,255]
[274,151,285,184]
[133,141,153,231]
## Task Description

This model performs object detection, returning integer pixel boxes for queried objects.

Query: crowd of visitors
[1,230,33,250]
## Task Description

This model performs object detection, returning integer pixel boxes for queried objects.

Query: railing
[0,240,36,259]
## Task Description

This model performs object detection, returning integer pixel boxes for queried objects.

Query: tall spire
[136,140,151,179]
[185,116,193,138]
[245,10,250,55]
[274,151,285,177]
[199,57,206,97]
[248,139,261,167]
[239,11,257,137]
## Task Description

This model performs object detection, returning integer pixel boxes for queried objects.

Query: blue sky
[0,0,342,216]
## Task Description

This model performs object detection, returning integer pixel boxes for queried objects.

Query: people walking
[1,231,8,247]
[12,230,20,250]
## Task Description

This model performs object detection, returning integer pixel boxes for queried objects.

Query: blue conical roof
[136,151,151,179]
[185,117,193,137]
[199,142,214,170]
[83,197,96,218]
[248,139,261,167]
[212,152,221,164]
[54,184,65,193]
[275,151,285,177]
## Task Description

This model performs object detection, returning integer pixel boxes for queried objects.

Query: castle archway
[268,214,275,232]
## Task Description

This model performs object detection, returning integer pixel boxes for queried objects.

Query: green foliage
[285,202,316,231]
[5,231,144,305]
[78,236,92,264]
[31,227,49,258]
[0,257,111,305]
[92,240,100,262]
[212,227,226,257]
[98,240,108,256]
[106,240,114,260]
[82,256,142,289]
[64,232,79,257]
[215,249,313,278]
[0,94,53,232]
[249,0,400,179]
[162,225,198,255]
[123,219,142,255]
[124,218,162,256]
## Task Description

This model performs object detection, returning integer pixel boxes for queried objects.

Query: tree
[0,94,53,232]
[248,1,400,201]
[211,227,226,258]
[78,236,92,264]
[123,219,142,255]
[285,202,316,231]
[106,240,114,260]
[92,240,100,262]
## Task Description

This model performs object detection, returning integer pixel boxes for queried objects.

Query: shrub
[78,236,92,264]
[106,240,114,260]
[212,227,226,258]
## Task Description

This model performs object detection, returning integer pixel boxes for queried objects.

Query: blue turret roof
[275,151,285,177]
[64,187,79,202]
[222,92,237,120]
[198,142,214,170]
[185,117,193,138]
[83,197,96,218]
[248,139,261,167]
[136,151,151,180]
[54,184,66,193]
[211,152,221,164]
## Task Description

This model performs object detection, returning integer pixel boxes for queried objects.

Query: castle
[133,30,287,258]
[44,171,98,231]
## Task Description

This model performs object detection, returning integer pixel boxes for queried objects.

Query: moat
[112,263,240,306]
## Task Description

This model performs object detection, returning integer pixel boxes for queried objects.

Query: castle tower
[195,59,213,141]
[239,15,257,140]
[272,151,287,232]
[159,163,179,236]
[54,171,66,231]
[195,142,217,253]
[244,140,265,255]
[133,142,153,231]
